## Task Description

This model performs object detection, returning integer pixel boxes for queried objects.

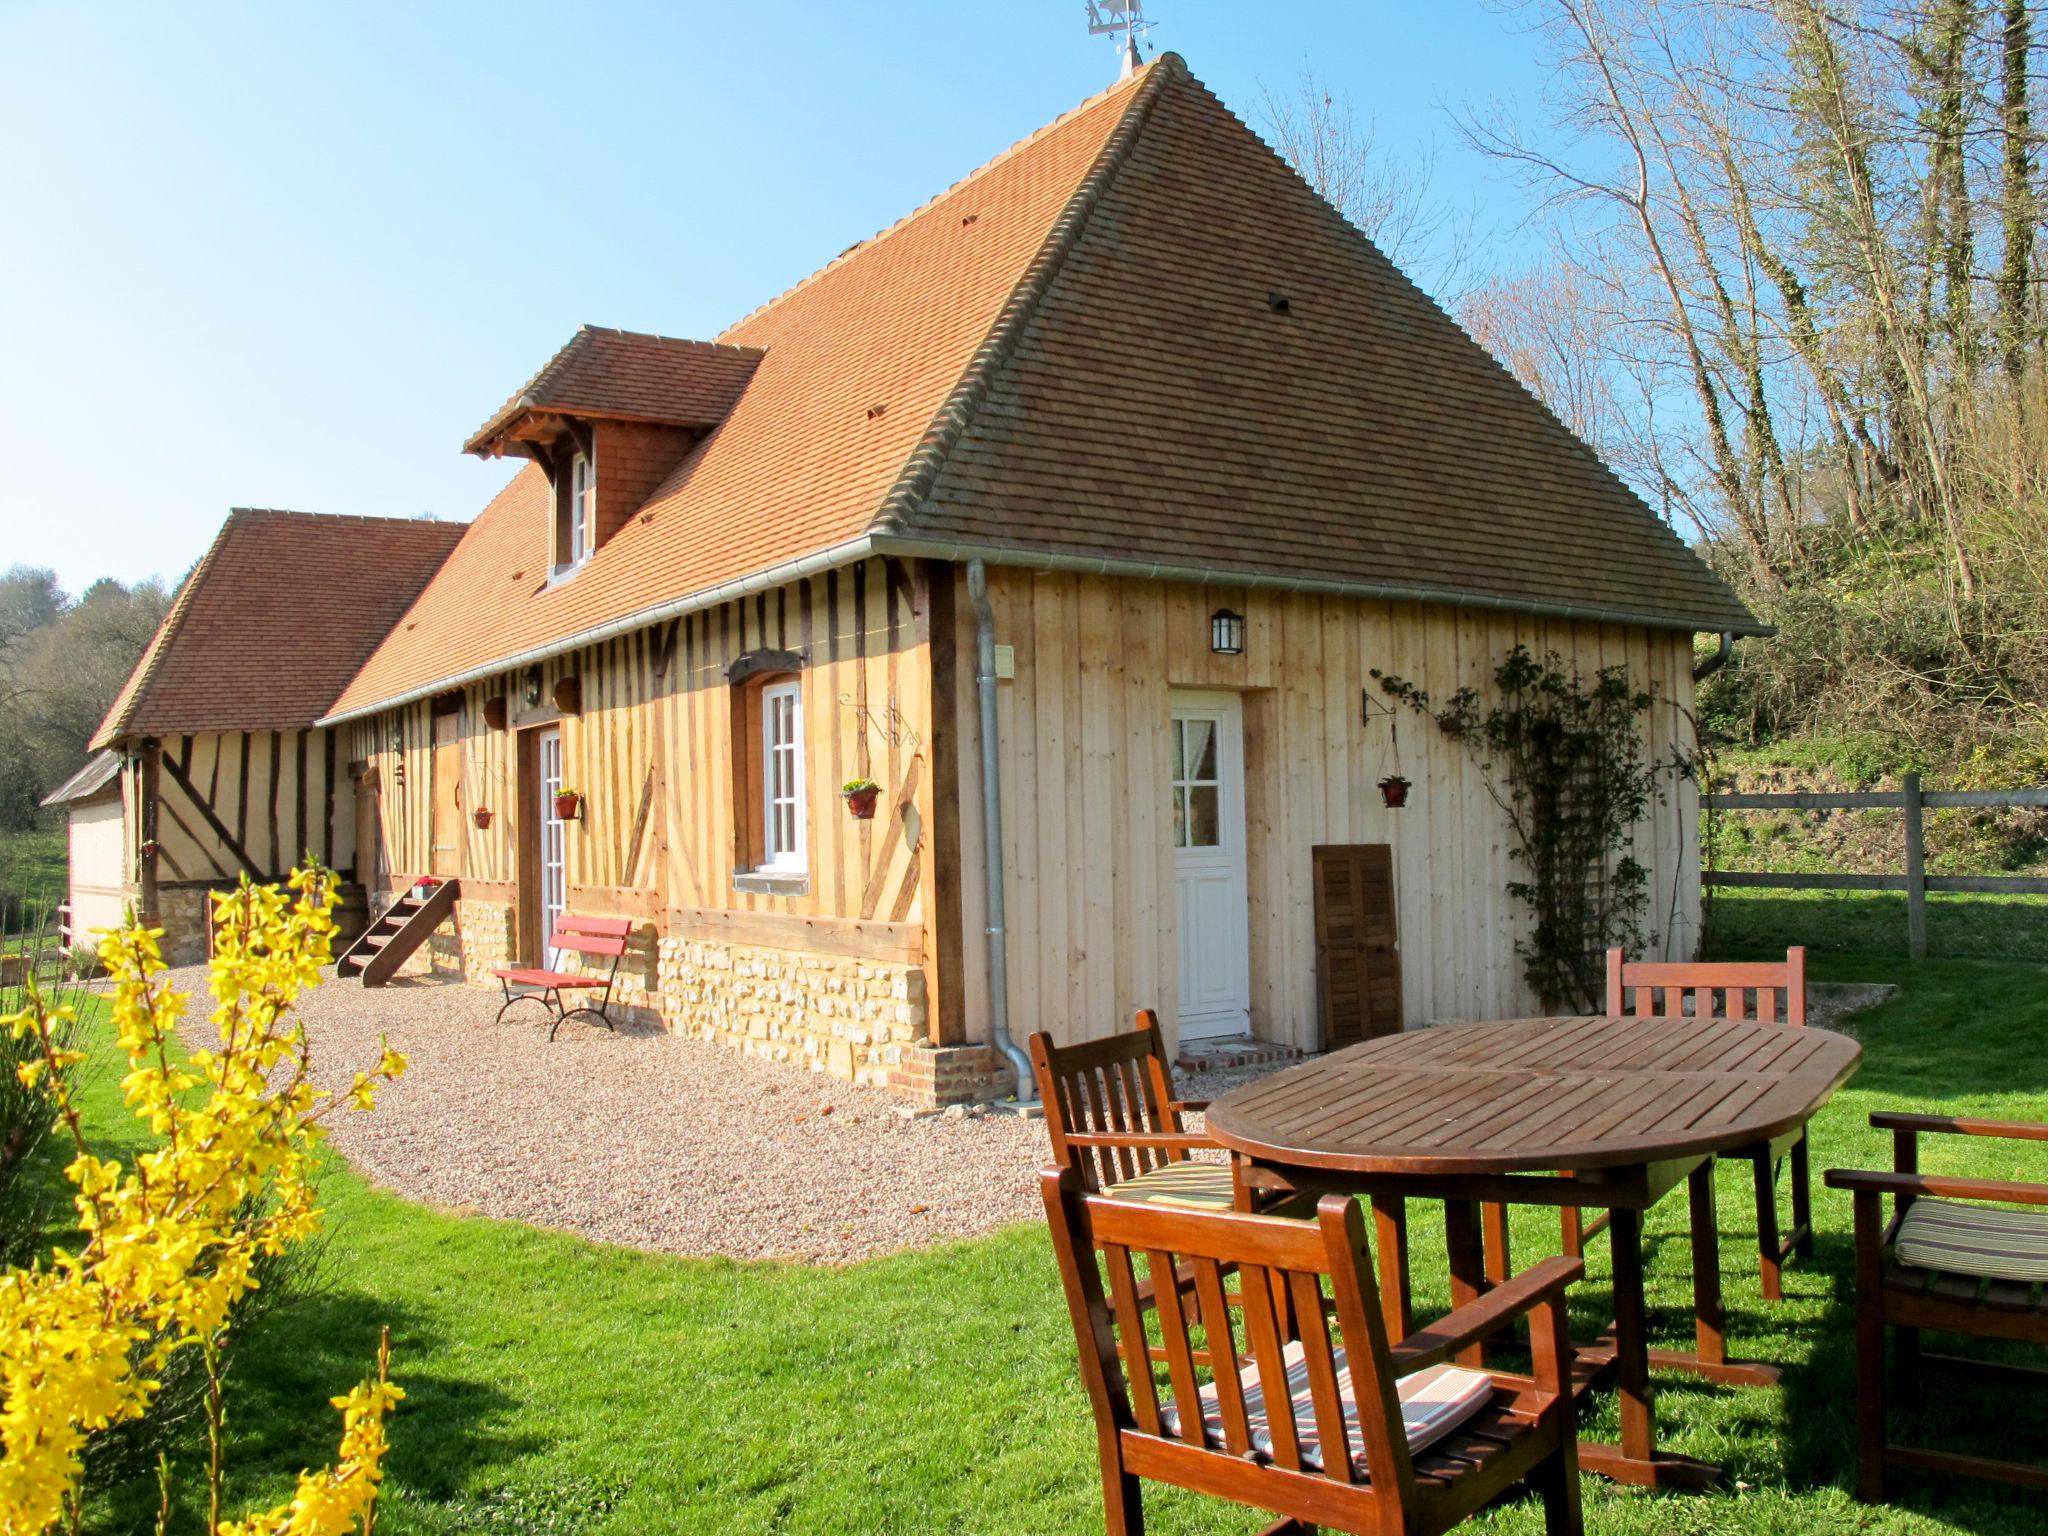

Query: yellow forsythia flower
[0,865,409,1534]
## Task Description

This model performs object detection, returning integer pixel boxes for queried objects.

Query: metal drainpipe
[1692,631,1734,683]
[966,560,1034,1103]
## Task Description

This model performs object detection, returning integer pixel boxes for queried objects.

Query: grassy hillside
[0,823,64,936]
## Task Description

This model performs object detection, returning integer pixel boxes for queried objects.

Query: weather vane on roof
[1085,1,1153,81]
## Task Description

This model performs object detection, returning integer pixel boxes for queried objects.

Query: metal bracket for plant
[837,693,923,756]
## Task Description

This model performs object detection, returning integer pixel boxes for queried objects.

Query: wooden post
[1902,771,1927,959]
[138,740,161,927]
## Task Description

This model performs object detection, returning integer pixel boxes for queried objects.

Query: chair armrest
[1824,1167,2048,1206]
[1166,1099,1210,1115]
[1870,1110,2048,1143]
[1062,1131,1220,1154]
[1388,1255,1584,1373]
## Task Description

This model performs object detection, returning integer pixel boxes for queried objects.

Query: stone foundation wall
[155,886,212,967]
[655,936,935,1093]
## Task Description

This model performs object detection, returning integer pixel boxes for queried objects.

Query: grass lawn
[1708,887,2048,965]
[53,891,2048,1533]
[0,824,66,942]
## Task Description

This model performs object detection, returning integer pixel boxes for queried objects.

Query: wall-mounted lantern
[1210,608,1245,656]
[523,666,544,708]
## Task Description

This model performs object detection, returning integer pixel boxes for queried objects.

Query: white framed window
[556,450,595,574]
[760,680,805,871]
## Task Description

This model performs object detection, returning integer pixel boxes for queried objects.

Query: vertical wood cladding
[949,568,1703,1056]
[346,559,1706,1062]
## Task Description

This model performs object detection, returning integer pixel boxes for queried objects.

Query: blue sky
[0,1,1555,595]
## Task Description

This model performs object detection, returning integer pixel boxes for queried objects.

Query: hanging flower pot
[1378,775,1412,809]
[842,778,881,820]
[553,789,583,821]
[473,807,494,830]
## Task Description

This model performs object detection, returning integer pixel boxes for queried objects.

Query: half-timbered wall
[949,568,1703,1056]
[350,558,942,1026]
[145,729,355,885]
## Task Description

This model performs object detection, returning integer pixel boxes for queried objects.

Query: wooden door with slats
[1313,844,1402,1047]
[429,711,463,877]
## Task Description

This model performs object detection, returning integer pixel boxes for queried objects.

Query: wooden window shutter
[1313,844,1402,1047]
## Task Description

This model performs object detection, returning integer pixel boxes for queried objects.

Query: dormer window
[554,450,594,576]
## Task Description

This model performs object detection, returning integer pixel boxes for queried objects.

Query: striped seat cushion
[1102,1160,1237,1212]
[1159,1345,1493,1473]
[1896,1198,2048,1283]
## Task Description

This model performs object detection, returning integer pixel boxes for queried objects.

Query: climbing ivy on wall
[1374,645,1689,1011]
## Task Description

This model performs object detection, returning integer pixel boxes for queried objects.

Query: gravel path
[164,967,1274,1265]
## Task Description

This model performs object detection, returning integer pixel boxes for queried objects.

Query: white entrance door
[1171,691,1252,1041]
[537,727,566,966]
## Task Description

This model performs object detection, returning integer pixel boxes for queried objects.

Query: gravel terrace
[162,966,1276,1264]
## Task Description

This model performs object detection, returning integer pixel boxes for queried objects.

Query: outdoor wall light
[1210,607,1245,656]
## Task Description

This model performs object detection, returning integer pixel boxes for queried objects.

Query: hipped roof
[95,509,466,747]
[328,55,1757,723]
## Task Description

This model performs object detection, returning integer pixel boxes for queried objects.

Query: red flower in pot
[1378,775,1412,809]
[553,789,583,821]
[842,778,882,820]
[473,807,494,830]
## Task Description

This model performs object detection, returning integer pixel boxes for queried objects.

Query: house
[80,508,467,961]
[41,751,124,947]
[296,54,1759,1106]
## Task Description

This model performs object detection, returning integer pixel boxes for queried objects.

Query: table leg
[1610,1205,1654,1462]
[1577,1205,1724,1490]
[1690,1160,1725,1366]
[1444,1200,1487,1368]
[1370,1194,1413,1341]
[1640,1163,1784,1390]
[1483,1201,1513,1287]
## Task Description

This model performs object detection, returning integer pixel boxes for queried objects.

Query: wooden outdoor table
[1206,1013,1862,1489]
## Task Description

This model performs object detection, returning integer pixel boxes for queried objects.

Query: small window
[760,680,805,871]
[554,450,595,574]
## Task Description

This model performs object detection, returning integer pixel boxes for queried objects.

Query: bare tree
[1258,66,1480,302]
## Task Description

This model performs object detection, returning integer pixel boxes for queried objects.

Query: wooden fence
[1703,774,2048,957]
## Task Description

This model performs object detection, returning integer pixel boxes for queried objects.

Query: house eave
[871,536,1774,640]
[316,533,886,728]
[319,531,1767,730]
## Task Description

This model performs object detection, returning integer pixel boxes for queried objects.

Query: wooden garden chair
[1028,1012,1235,1214]
[1042,1165,1586,1535]
[1826,1111,2048,1501]
[1594,947,1812,1300]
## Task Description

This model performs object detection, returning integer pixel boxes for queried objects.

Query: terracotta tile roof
[41,750,119,807]
[463,328,765,455]
[93,509,467,747]
[328,55,1756,721]
[902,60,1760,635]
[328,64,1150,718]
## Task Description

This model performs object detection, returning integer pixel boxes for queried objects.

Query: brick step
[1174,1038,1302,1074]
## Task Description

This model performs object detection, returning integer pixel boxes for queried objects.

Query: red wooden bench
[492,914,633,1039]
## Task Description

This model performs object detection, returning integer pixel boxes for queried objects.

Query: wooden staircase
[336,877,461,987]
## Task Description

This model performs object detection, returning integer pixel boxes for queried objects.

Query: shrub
[0,865,407,1534]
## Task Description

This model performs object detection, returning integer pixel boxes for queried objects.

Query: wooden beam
[567,884,662,921]
[322,729,337,870]
[922,561,966,1046]
[159,750,262,878]
[666,906,924,965]
[139,742,160,924]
